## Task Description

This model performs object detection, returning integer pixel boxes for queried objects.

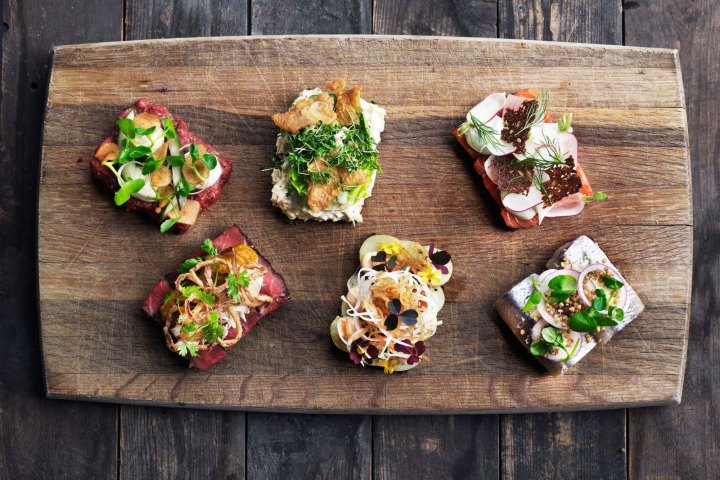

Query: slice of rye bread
[142,225,290,370]
[90,98,233,233]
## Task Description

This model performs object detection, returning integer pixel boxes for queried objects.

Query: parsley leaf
[201,238,218,257]
[177,341,199,357]
[180,285,216,305]
[114,178,145,206]
[178,257,203,274]
[202,311,224,343]
[227,270,250,302]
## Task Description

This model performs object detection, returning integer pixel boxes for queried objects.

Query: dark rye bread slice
[90,99,233,233]
[142,225,290,370]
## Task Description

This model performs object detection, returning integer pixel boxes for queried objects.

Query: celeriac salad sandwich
[330,235,453,374]
[271,79,386,223]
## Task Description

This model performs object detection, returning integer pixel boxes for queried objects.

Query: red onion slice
[545,329,584,362]
[536,269,580,329]
[577,263,628,311]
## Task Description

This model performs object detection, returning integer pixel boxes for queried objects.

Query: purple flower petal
[349,349,362,365]
[415,341,426,355]
[394,342,412,354]
[366,345,380,359]
[407,355,419,365]
[434,263,449,275]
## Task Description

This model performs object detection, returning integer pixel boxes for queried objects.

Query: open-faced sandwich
[454,90,606,229]
[329,235,453,374]
[91,99,232,233]
[495,235,644,374]
[142,226,289,370]
[270,79,386,223]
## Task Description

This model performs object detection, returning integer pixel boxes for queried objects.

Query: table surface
[1,1,715,478]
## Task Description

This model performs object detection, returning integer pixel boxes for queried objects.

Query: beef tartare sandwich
[496,235,644,375]
[91,99,232,233]
[270,79,386,223]
[329,235,453,374]
[142,226,289,370]
[454,90,606,229]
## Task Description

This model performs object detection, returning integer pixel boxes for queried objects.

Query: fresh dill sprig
[458,114,505,152]
[517,90,549,135]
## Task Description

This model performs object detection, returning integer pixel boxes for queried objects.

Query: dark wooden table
[1,1,715,478]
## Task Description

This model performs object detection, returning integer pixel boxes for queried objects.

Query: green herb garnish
[201,238,218,257]
[180,285,216,305]
[602,275,624,290]
[177,341,199,358]
[457,114,506,152]
[114,178,145,206]
[117,118,136,140]
[202,311,224,343]
[569,304,624,333]
[162,118,177,139]
[275,114,380,197]
[547,274,577,303]
[166,155,185,167]
[529,326,579,362]
[583,192,609,203]
[227,270,251,302]
[160,216,180,233]
[178,257,203,274]
[202,153,218,170]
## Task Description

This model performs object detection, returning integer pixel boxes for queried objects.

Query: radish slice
[514,123,560,160]
[556,132,579,166]
[502,186,544,212]
[537,269,581,329]
[467,92,506,124]
[503,94,527,113]
[465,116,515,156]
[577,264,628,311]
[545,192,585,218]
[484,156,497,183]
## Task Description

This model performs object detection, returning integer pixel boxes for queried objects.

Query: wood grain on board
[625,0,717,478]
[117,6,249,480]
[497,3,630,480]
[0,1,121,479]
[38,36,691,413]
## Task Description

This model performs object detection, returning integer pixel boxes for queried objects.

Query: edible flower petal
[379,242,401,256]
[376,358,398,375]
[418,264,442,285]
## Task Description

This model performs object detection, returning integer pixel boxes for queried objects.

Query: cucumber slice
[358,234,401,262]
[329,317,348,352]
[368,358,420,372]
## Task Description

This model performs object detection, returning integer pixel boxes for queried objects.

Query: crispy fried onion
[160,251,273,356]
[337,268,440,365]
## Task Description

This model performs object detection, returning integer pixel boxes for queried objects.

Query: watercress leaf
[592,295,608,312]
[160,215,180,233]
[202,153,218,170]
[162,118,177,139]
[189,143,199,160]
[529,339,551,356]
[568,310,597,333]
[541,326,562,345]
[602,275,625,290]
[114,178,145,206]
[595,288,606,298]
[550,289,573,303]
[548,274,577,293]
[117,117,135,139]
[523,290,541,312]
[166,155,185,167]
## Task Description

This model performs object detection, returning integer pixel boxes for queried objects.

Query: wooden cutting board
[39,36,692,413]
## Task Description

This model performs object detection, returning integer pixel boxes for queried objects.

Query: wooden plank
[38,36,691,413]
[246,11,373,480]
[125,0,248,40]
[499,0,622,43]
[251,0,372,34]
[119,4,248,480]
[245,414,371,478]
[498,3,629,480]
[625,0,716,478]
[120,406,245,479]
[502,410,627,479]
[0,1,121,479]
[374,416,499,479]
[373,0,497,37]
